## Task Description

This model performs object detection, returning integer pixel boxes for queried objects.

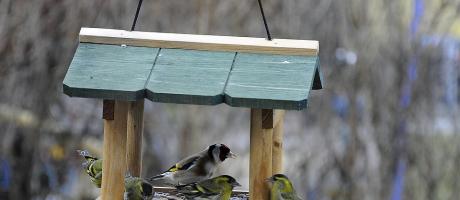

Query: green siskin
[124,175,155,200]
[77,150,103,188]
[267,174,302,200]
[176,175,241,200]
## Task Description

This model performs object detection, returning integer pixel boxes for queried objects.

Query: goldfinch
[124,175,155,200]
[77,150,103,188]
[267,174,302,200]
[176,175,241,200]
[148,144,236,186]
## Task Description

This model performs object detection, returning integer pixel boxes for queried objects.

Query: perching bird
[267,174,302,200]
[124,175,155,200]
[176,175,241,200]
[148,144,236,186]
[77,150,103,188]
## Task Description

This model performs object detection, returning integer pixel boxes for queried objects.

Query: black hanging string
[130,0,271,39]
[257,0,272,40]
[131,0,144,31]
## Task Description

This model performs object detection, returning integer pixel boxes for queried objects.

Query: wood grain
[250,109,273,200]
[102,101,128,200]
[79,28,319,56]
[126,99,144,177]
[272,110,285,174]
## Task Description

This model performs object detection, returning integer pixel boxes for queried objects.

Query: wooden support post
[272,110,285,174]
[101,100,128,200]
[250,109,273,200]
[126,99,144,177]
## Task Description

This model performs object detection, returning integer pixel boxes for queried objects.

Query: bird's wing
[93,160,103,171]
[91,175,102,188]
[281,192,303,200]
[94,172,102,179]
[87,160,102,178]
[194,179,222,195]
[176,183,202,197]
[165,154,201,172]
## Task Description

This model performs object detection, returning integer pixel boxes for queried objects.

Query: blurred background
[1,0,460,199]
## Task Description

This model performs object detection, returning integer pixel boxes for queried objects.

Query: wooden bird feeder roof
[63,28,323,110]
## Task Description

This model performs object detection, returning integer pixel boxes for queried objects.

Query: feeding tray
[153,187,249,199]
[62,27,323,200]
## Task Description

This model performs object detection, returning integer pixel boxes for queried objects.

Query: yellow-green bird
[124,175,155,200]
[176,175,241,200]
[267,174,302,200]
[77,150,103,188]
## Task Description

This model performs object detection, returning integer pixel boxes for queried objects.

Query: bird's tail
[147,173,165,182]
[175,183,200,197]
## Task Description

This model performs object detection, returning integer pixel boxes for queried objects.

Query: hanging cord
[130,0,271,39]
[257,0,272,40]
[131,0,144,31]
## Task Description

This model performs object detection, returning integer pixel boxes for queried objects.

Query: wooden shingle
[63,28,323,110]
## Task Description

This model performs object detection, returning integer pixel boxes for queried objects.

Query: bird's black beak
[232,181,242,187]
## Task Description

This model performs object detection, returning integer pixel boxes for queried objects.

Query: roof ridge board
[79,28,319,56]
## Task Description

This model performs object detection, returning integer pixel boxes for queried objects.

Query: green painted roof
[63,43,323,110]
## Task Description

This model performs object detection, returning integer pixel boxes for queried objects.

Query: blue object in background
[391,1,424,200]
[390,159,407,200]
[332,94,349,119]
[307,188,317,200]
[0,158,11,190]
[60,167,79,195]
[410,0,424,36]
[44,162,59,190]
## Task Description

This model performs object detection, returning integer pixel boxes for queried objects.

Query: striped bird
[176,175,241,200]
[148,144,236,186]
[124,175,155,200]
[267,174,302,200]
[77,150,103,188]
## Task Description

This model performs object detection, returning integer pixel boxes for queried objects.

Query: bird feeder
[63,27,323,199]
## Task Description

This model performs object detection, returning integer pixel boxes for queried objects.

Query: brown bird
[148,144,237,186]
